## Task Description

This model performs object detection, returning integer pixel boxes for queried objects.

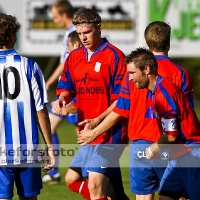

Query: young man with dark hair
[126,47,200,200]
[0,13,55,200]
[53,7,129,200]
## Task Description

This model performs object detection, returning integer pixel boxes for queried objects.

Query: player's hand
[146,147,153,159]
[61,103,77,116]
[43,146,55,172]
[78,117,100,130]
[51,99,62,114]
[145,146,160,160]
[77,129,96,145]
[52,96,67,115]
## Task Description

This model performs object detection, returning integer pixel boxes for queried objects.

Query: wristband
[148,146,154,156]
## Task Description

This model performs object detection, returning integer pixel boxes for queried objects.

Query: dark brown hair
[0,13,21,48]
[125,47,158,74]
[68,30,81,45]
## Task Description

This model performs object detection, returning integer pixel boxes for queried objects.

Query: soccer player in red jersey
[78,22,191,200]
[52,8,129,200]
[125,47,200,200]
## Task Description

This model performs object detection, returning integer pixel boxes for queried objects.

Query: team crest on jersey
[94,62,101,72]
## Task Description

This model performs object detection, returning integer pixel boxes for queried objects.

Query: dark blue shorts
[159,148,200,199]
[0,163,42,198]
[130,140,168,195]
[70,144,125,178]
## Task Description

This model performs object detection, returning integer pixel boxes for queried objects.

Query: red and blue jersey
[152,76,200,158]
[114,73,161,142]
[56,38,128,144]
[156,55,193,107]
[113,55,194,142]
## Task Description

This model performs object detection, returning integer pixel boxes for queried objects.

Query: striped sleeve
[28,59,48,111]
[109,49,127,102]
[156,83,179,136]
[113,73,130,118]
[181,68,194,108]
[56,55,76,97]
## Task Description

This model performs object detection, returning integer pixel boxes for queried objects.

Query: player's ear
[145,65,151,75]
[97,23,102,32]
[74,41,80,48]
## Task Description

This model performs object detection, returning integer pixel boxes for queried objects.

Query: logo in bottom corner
[161,152,169,160]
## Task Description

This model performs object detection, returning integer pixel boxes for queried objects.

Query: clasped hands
[77,118,100,145]
[52,97,99,145]
[52,97,77,115]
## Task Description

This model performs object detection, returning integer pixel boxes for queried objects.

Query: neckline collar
[155,55,169,60]
[152,75,164,94]
[0,48,17,56]
[83,38,109,53]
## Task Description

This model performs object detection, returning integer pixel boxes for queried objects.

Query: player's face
[76,23,101,51]
[51,7,66,27]
[127,63,149,89]
[67,37,76,53]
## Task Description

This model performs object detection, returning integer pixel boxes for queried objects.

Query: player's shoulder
[160,78,181,96]
[106,42,125,57]
[14,55,38,69]
[66,46,84,67]
[68,46,84,58]
[163,59,189,75]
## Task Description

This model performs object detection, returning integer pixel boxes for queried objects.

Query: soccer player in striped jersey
[43,0,77,184]
[0,13,55,200]
[78,21,191,200]
[52,8,129,200]
[125,47,200,200]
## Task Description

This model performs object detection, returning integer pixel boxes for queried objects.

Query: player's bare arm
[77,111,123,145]
[78,100,118,129]
[46,62,64,90]
[36,105,55,170]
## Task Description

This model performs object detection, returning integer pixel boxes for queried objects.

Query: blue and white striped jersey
[0,48,48,165]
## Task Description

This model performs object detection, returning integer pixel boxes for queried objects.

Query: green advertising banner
[148,0,200,56]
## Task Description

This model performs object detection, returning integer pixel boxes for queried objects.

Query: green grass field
[12,98,200,200]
